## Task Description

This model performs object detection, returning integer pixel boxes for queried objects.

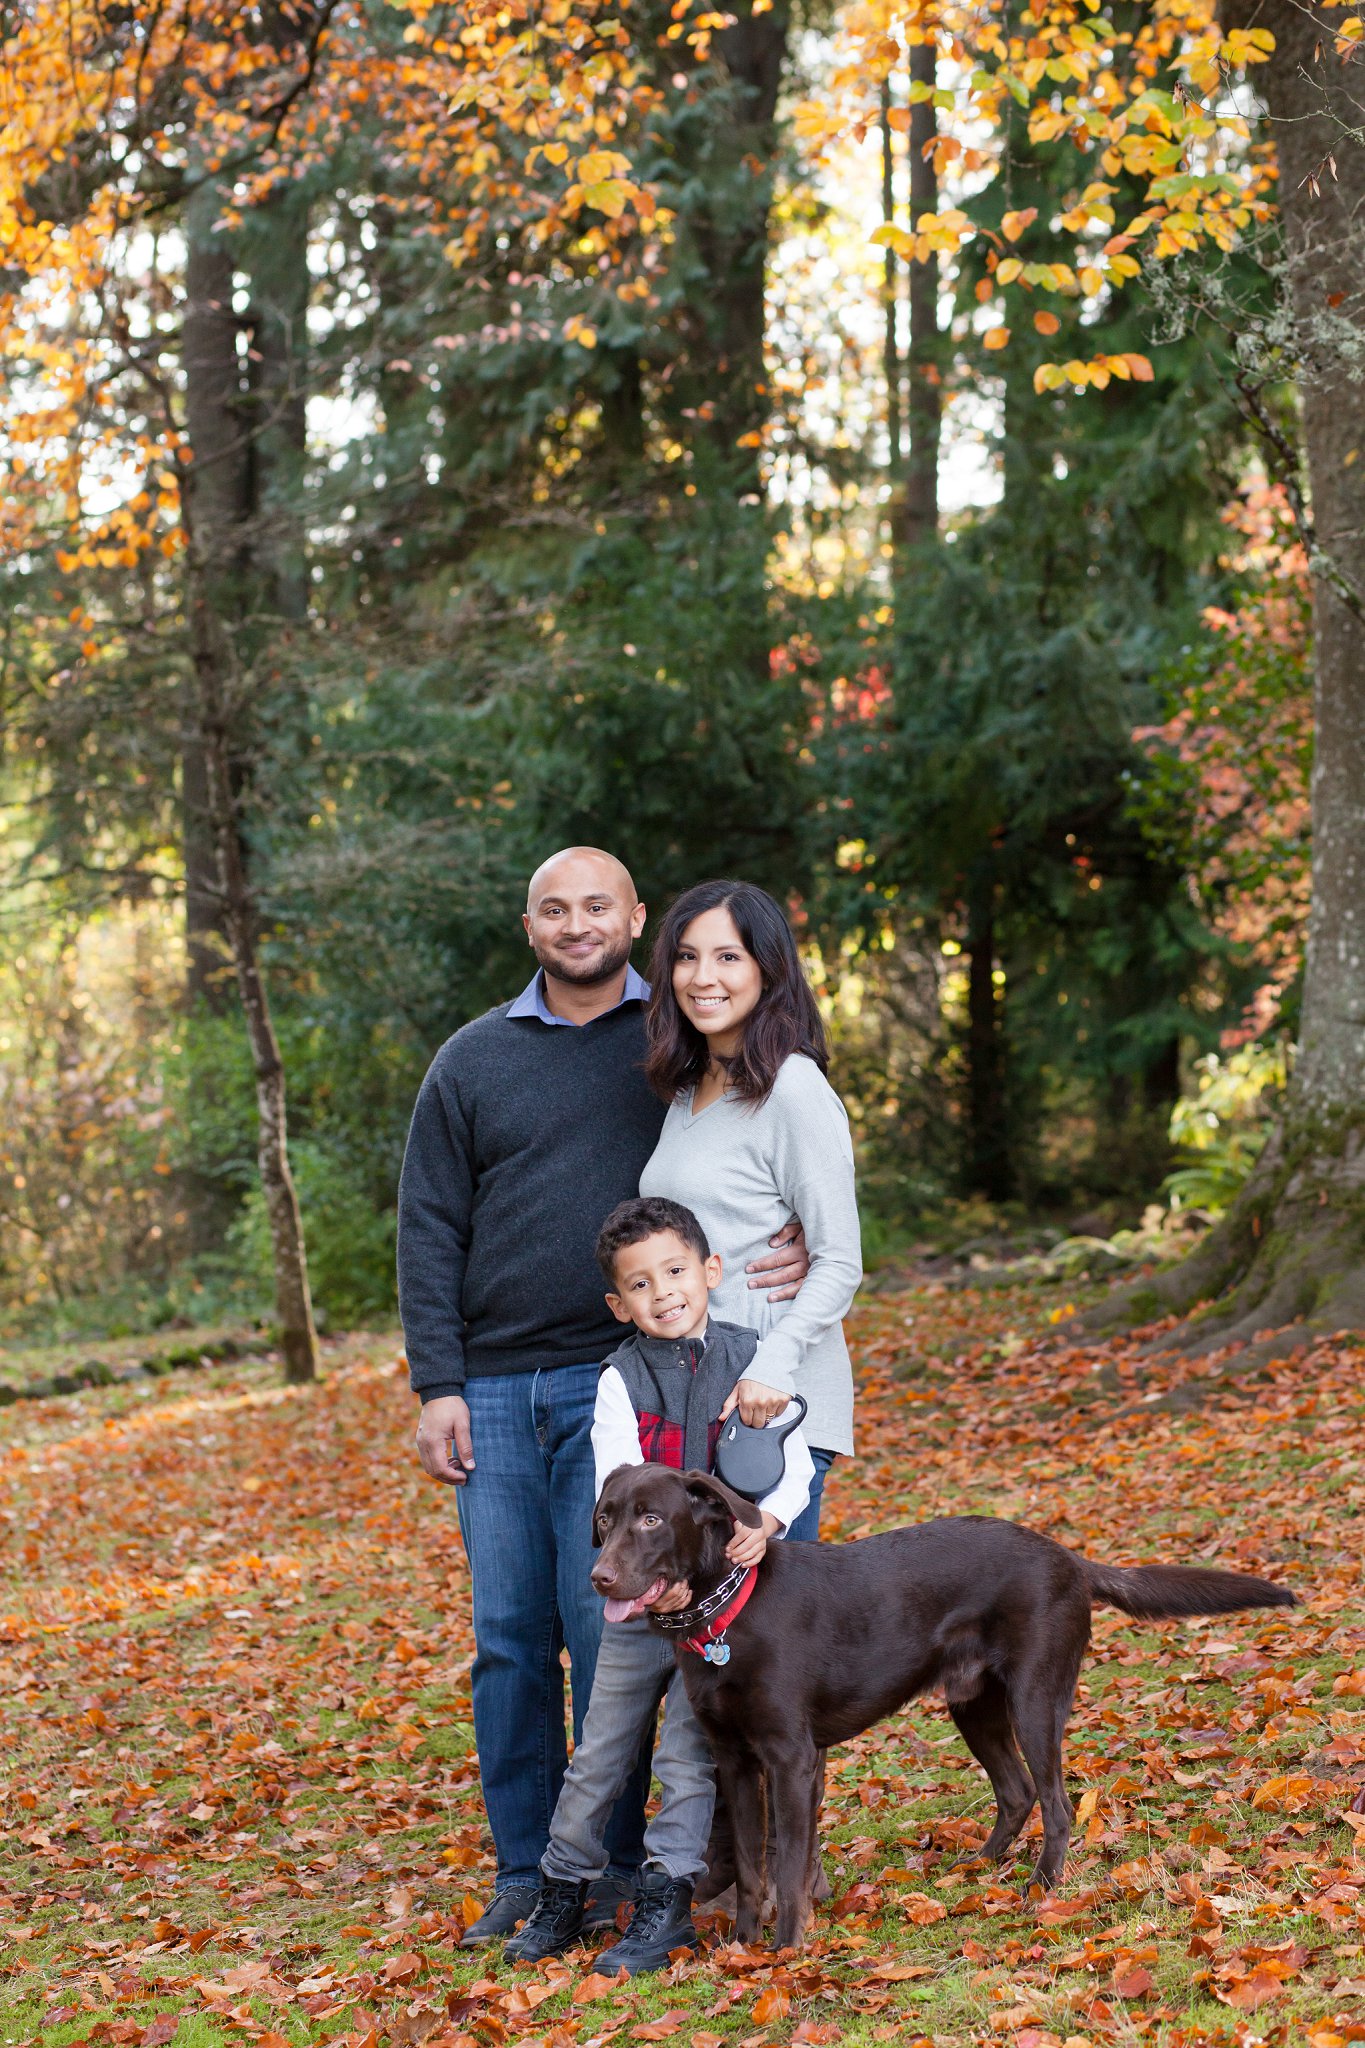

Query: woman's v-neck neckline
[683,1081,734,1125]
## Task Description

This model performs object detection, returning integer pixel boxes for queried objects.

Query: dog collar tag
[703,1637,731,1666]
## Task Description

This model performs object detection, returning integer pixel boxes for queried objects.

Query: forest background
[1,0,1360,1373]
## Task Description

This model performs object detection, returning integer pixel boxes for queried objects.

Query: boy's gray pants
[540,1618,714,1887]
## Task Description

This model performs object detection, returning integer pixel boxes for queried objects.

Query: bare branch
[1233,369,1365,626]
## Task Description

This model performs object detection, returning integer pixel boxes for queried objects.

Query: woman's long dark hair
[644,880,829,1106]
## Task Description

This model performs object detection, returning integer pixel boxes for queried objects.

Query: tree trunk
[182,183,248,1008]
[702,6,791,494]
[965,867,1011,1201]
[1252,12,1365,1117]
[181,716,229,1009]
[881,78,903,533]
[244,185,311,623]
[185,547,320,1383]
[600,344,645,472]
[180,181,319,1383]
[1092,2,1365,1355]
[903,35,940,550]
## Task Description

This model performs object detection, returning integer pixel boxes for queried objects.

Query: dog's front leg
[715,1752,765,1944]
[766,1738,821,1950]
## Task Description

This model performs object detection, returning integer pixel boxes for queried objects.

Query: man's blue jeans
[455,1362,650,1891]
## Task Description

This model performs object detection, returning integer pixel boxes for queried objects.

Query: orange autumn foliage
[0,0,660,572]
[809,0,1282,391]
[4,1273,1363,2042]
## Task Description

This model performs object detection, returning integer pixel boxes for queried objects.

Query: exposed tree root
[1083,1113,1365,1366]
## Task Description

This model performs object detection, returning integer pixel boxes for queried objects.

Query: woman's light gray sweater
[638,1053,861,1455]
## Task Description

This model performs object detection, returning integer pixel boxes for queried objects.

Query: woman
[639,879,861,1538]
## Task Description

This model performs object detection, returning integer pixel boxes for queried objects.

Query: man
[398,847,808,1945]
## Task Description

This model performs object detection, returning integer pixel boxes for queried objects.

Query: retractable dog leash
[712,1393,808,1502]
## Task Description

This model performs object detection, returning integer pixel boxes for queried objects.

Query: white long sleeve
[592,1365,649,1496]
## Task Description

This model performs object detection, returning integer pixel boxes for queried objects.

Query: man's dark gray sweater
[397,997,667,1398]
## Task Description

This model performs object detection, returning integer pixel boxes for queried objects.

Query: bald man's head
[523,847,646,991]
[526,846,637,914]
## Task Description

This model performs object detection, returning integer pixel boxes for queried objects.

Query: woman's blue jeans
[786,1445,837,1544]
[454,1361,650,1891]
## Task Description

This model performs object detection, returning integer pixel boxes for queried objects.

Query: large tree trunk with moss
[1095,2,1365,1354]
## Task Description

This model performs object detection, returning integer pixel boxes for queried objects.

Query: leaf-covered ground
[4,1278,1365,2048]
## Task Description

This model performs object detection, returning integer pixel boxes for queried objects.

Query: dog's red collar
[679,1564,758,1661]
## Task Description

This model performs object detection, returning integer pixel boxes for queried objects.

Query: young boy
[504,1194,812,1974]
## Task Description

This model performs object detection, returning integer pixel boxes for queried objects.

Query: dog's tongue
[603,1578,667,1624]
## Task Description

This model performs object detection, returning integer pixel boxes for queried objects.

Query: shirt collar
[635,1322,709,1366]
[507,961,650,1026]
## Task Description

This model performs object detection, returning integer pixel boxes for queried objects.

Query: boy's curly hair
[595,1196,711,1285]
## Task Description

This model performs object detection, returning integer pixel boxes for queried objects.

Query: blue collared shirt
[507,961,651,1026]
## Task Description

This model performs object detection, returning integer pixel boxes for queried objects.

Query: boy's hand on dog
[727,1510,780,1568]
[721,1377,791,1428]
[650,1579,694,1612]
[415,1395,476,1485]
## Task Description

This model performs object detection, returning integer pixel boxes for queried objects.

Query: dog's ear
[683,1470,764,1531]
[592,1465,633,1547]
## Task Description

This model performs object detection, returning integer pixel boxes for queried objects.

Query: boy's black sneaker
[584,1870,636,1930]
[459,1885,539,1947]
[596,1866,698,1975]
[503,1877,588,1963]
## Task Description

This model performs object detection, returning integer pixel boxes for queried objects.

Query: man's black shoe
[460,1884,539,1948]
[503,1877,589,1963]
[596,1866,698,1975]
[584,1870,636,1931]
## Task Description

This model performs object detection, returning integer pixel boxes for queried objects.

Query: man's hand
[726,1509,780,1569]
[415,1395,475,1485]
[650,1579,694,1612]
[720,1377,791,1428]
[746,1218,809,1301]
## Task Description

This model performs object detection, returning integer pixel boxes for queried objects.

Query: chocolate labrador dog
[590,1464,1296,1949]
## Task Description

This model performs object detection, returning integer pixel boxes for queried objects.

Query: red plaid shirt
[634,1339,724,1469]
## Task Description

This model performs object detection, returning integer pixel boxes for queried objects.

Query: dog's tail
[1081,1558,1296,1619]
